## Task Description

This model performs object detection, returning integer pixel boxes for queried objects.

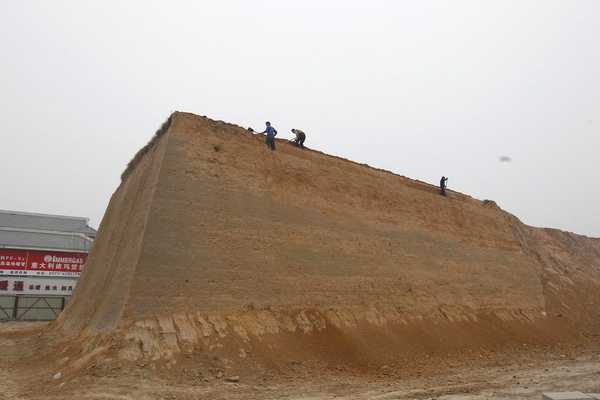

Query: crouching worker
[260,121,278,151]
[291,128,306,149]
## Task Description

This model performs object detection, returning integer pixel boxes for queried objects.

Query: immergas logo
[43,255,85,264]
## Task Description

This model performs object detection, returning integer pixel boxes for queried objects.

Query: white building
[0,210,96,321]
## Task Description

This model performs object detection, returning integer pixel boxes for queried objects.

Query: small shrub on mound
[121,114,173,182]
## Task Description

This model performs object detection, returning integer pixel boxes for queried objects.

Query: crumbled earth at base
[1,322,599,400]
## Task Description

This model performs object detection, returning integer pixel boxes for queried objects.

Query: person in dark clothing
[260,121,277,150]
[291,129,306,148]
[440,176,449,196]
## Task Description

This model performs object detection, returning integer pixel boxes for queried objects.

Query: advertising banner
[0,276,78,295]
[0,248,87,278]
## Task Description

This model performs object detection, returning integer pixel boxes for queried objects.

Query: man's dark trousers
[266,134,276,150]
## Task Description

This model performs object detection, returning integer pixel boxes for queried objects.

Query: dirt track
[1,322,599,399]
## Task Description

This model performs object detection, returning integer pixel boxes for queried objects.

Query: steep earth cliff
[55,112,600,367]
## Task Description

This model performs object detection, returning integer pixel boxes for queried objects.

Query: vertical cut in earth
[55,112,600,363]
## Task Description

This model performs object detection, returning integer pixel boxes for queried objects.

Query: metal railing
[0,295,68,321]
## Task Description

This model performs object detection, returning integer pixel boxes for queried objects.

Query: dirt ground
[2,322,599,400]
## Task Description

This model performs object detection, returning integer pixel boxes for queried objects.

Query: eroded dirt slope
[55,112,600,368]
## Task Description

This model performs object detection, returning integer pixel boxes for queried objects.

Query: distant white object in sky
[499,156,512,162]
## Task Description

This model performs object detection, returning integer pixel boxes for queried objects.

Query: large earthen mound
[55,112,600,367]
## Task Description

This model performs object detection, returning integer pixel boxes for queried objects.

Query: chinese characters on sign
[0,250,84,295]
[0,249,87,277]
[0,277,77,295]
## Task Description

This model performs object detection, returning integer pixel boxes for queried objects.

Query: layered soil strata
[55,112,600,365]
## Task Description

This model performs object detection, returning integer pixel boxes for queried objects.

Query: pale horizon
[1,1,598,237]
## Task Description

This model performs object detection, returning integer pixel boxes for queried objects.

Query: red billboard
[0,248,87,278]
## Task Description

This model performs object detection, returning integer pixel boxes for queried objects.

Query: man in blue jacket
[260,121,278,151]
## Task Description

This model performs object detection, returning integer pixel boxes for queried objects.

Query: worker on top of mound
[291,129,306,149]
[259,121,278,151]
[440,176,449,196]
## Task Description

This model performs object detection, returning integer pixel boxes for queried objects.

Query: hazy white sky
[1,1,598,237]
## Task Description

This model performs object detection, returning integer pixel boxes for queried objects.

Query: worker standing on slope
[440,176,449,196]
[260,121,278,151]
[291,128,306,149]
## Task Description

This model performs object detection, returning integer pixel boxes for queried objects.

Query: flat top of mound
[122,112,478,202]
